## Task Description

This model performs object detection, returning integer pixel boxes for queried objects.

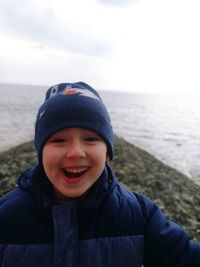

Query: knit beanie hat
[34,82,114,164]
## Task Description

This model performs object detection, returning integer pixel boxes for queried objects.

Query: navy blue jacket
[0,164,200,267]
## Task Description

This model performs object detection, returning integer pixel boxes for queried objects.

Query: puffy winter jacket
[0,164,200,267]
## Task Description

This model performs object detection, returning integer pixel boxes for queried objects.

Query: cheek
[92,146,107,163]
[42,147,57,170]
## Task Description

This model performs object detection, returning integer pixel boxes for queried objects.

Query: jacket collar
[17,163,117,210]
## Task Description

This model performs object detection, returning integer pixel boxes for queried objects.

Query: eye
[51,138,65,143]
[85,136,100,142]
[49,85,58,98]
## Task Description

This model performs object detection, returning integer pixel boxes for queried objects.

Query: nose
[65,141,86,159]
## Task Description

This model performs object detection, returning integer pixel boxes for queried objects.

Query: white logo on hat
[39,110,45,120]
[49,85,59,98]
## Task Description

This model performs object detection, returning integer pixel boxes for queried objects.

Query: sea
[0,83,200,185]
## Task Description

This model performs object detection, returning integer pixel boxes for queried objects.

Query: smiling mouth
[63,167,89,179]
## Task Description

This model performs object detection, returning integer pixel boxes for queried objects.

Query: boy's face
[42,127,109,199]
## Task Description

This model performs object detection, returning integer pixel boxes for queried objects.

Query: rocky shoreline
[0,136,200,241]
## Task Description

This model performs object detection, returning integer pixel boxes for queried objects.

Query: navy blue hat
[34,82,114,163]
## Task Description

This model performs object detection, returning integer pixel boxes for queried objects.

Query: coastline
[0,136,200,241]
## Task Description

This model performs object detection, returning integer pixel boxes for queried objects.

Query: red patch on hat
[62,89,79,96]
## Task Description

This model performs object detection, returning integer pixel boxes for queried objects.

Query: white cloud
[97,0,139,7]
[0,0,200,94]
[0,0,112,57]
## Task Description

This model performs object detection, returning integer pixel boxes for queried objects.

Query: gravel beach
[0,136,200,241]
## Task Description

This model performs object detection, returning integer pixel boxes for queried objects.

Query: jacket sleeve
[138,195,200,267]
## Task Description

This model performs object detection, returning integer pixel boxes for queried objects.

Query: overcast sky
[0,0,200,94]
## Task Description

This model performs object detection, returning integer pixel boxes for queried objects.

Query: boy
[0,82,200,267]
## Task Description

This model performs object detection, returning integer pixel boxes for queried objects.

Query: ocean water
[0,83,200,185]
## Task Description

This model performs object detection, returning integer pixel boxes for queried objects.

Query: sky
[0,0,200,94]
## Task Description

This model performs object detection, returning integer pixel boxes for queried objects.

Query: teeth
[65,168,88,173]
